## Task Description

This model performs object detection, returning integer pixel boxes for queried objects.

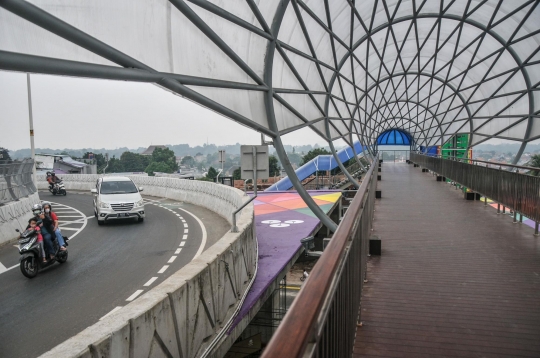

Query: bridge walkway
[354,163,540,358]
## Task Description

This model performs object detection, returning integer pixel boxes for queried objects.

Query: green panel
[441,134,469,159]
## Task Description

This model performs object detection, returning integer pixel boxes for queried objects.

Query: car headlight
[135,199,145,207]
[98,201,110,209]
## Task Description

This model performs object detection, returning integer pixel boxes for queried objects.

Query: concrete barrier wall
[37,174,255,358]
[0,192,41,246]
[36,174,244,224]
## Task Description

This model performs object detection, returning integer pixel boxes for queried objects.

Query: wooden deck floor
[353,163,540,358]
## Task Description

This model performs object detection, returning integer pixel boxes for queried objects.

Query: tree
[206,167,218,180]
[0,147,11,160]
[527,154,540,176]
[120,151,150,172]
[269,155,280,177]
[233,167,241,180]
[106,156,124,173]
[145,161,173,176]
[300,148,331,166]
[151,147,179,172]
[181,155,195,168]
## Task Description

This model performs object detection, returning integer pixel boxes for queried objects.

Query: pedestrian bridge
[1,0,539,357]
[263,155,540,358]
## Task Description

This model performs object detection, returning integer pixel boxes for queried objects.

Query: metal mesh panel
[0,159,36,205]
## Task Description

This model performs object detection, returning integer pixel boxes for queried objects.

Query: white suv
[91,176,145,225]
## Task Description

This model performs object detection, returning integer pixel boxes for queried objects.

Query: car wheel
[137,217,144,223]
[97,220,104,226]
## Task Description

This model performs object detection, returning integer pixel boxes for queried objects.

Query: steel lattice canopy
[0,0,539,161]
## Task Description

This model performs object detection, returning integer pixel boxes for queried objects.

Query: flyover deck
[354,163,540,358]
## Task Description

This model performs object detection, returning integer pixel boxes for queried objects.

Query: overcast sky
[0,71,326,151]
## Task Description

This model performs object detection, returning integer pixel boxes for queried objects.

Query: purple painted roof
[229,190,340,333]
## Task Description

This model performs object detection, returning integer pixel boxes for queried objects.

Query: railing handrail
[415,152,538,172]
[411,152,540,225]
[262,156,378,358]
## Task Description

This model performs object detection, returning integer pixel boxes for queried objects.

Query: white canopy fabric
[1,0,539,159]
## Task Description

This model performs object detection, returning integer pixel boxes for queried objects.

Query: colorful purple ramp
[229,190,341,332]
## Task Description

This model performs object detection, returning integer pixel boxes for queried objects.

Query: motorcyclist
[41,201,67,251]
[30,203,56,260]
[46,172,61,190]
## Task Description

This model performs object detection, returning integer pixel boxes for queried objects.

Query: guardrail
[410,152,540,233]
[262,155,378,358]
[0,159,36,205]
[380,150,410,162]
[37,174,256,358]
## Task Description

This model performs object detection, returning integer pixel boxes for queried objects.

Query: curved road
[0,191,228,358]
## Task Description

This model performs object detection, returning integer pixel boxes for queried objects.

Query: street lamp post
[26,73,36,186]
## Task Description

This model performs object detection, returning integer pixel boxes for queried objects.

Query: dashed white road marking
[59,220,85,225]
[180,242,186,247]
[168,256,177,264]
[176,207,207,260]
[126,290,144,302]
[175,248,182,254]
[58,227,80,231]
[183,223,188,228]
[99,306,123,320]
[0,262,7,274]
[182,235,188,240]
[49,203,71,208]
[51,202,88,242]
[184,229,189,234]
[144,277,158,286]
[158,265,169,274]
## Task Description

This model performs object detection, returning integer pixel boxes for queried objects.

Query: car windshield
[100,181,138,194]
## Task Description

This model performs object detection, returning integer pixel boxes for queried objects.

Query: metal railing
[0,159,36,205]
[410,153,540,225]
[379,150,410,162]
[262,155,378,358]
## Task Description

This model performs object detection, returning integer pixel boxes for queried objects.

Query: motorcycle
[49,180,67,196]
[16,228,68,278]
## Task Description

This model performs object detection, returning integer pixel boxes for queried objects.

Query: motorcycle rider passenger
[26,217,47,263]
[31,204,56,260]
[41,202,67,251]
[46,172,61,190]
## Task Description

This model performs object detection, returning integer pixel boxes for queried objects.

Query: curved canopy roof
[1,0,539,161]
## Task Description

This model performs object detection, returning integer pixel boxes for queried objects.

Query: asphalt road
[0,191,228,358]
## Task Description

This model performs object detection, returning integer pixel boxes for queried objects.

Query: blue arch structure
[376,129,413,146]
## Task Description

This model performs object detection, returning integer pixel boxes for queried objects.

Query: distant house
[35,154,96,174]
[141,145,167,156]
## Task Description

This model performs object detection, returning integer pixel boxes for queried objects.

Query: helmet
[31,203,42,216]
